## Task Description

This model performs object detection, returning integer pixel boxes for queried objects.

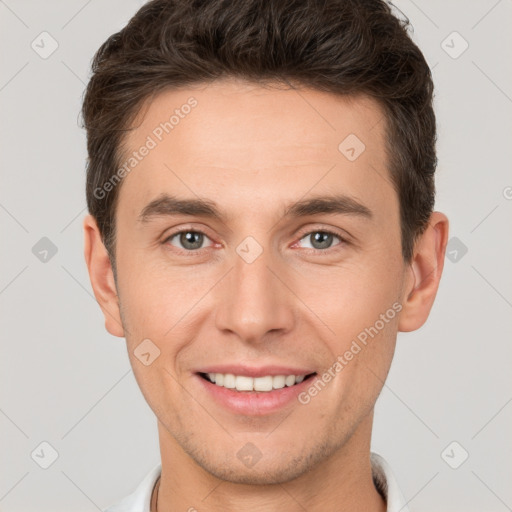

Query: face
[87,78,428,485]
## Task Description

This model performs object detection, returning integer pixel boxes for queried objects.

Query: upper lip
[195,364,316,378]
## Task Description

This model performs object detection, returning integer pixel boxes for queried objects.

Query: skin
[84,77,449,512]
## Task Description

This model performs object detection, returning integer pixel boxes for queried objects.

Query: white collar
[103,451,409,512]
[371,452,410,512]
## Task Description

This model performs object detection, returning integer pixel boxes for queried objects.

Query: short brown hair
[82,0,436,266]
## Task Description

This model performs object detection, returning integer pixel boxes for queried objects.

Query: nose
[214,244,295,344]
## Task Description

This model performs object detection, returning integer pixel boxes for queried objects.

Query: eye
[297,230,344,251]
[165,230,214,251]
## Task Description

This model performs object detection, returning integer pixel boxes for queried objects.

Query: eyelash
[163,227,348,254]
[295,228,348,252]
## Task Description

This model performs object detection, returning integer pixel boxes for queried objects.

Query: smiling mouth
[198,372,317,392]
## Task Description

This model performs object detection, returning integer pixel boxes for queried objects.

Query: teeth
[223,373,236,388]
[272,375,285,389]
[285,375,295,387]
[235,375,253,391]
[205,373,309,392]
[253,376,273,391]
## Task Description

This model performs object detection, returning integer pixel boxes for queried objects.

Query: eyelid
[161,224,351,254]
[296,224,348,238]
[293,227,349,252]
[162,225,218,252]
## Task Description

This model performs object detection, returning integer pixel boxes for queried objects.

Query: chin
[182,436,337,486]
[199,458,311,485]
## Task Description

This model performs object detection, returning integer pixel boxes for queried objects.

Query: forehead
[117,78,395,221]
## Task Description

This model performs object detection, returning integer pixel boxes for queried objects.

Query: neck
[154,415,386,512]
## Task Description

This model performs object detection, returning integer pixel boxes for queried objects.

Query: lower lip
[195,374,317,415]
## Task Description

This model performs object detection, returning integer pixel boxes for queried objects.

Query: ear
[398,211,449,332]
[83,214,125,338]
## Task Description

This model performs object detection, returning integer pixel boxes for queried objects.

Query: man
[82,0,449,510]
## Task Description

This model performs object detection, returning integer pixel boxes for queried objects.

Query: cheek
[117,257,217,407]
[318,312,398,421]
[295,252,402,385]
[295,254,402,335]
[117,252,213,337]
[129,355,189,426]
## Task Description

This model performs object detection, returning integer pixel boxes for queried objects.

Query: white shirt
[103,452,409,512]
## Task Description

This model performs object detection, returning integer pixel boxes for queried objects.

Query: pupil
[311,232,332,249]
[181,231,203,250]
[178,232,333,250]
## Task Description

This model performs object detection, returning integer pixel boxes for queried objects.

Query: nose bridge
[214,241,294,342]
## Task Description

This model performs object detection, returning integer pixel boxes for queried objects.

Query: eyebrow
[137,193,373,224]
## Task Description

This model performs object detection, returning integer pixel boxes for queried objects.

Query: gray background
[1,0,511,510]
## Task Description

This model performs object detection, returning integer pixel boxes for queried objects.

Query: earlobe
[83,214,125,338]
[398,212,449,332]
